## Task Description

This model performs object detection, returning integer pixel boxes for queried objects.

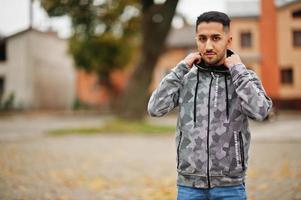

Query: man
[148,11,272,200]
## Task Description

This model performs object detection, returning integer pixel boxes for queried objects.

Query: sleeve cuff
[230,63,248,81]
[171,60,190,79]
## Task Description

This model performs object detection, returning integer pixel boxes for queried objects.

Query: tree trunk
[99,73,121,112]
[120,0,179,119]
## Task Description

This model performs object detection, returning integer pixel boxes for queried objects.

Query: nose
[205,39,213,51]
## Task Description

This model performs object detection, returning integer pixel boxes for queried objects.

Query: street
[0,112,300,200]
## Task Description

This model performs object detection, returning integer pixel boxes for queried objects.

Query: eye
[212,36,221,41]
[198,36,207,43]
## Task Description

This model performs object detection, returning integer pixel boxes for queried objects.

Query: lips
[205,53,216,58]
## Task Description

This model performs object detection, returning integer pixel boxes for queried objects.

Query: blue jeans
[177,184,247,200]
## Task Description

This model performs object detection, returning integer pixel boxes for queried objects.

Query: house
[152,0,301,109]
[0,28,76,110]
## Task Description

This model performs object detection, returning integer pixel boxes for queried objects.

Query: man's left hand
[224,54,242,69]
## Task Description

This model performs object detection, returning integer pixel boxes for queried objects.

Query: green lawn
[48,119,175,136]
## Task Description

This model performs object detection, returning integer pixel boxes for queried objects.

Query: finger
[229,49,240,57]
[228,49,236,54]
[196,54,202,60]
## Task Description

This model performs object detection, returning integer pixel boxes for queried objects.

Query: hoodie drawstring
[224,75,229,120]
[193,70,229,126]
[193,68,200,126]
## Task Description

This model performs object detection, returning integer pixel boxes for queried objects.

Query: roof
[276,0,301,7]
[277,0,301,9]
[0,27,60,41]
[166,25,195,48]
[0,32,5,40]
[3,27,33,40]
[226,0,300,18]
[227,0,260,18]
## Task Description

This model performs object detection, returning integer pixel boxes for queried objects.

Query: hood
[195,49,234,75]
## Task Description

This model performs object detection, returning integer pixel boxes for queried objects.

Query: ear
[227,34,233,48]
[195,36,200,49]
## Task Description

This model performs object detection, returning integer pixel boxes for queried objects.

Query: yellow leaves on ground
[49,169,109,192]
[248,159,300,180]
[55,195,70,200]
[136,177,176,200]
[257,183,270,191]
[276,160,292,178]
[88,177,109,191]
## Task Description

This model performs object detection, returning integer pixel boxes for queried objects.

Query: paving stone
[0,112,300,199]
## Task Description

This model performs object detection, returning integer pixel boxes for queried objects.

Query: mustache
[204,50,216,54]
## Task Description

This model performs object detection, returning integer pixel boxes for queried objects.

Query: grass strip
[48,119,175,136]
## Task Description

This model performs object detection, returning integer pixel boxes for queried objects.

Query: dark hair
[196,11,231,31]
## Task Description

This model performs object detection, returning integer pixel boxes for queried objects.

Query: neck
[204,57,226,67]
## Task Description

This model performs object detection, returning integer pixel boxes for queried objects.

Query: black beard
[204,56,224,66]
[203,50,227,66]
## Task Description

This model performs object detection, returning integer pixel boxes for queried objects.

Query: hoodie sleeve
[230,63,273,121]
[147,61,190,117]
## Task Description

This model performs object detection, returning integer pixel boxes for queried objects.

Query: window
[281,68,294,85]
[0,77,4,101]
[292,9,301,18]
[293,30,301,47]
[0,40,6,61]
[240,32,252,48]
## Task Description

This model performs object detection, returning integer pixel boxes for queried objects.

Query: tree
[41,0,141,106]
[40,0,179,119]
[121,0,179,119]
[122,0,178,119]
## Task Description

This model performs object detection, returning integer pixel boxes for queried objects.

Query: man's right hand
[183,52,202,68]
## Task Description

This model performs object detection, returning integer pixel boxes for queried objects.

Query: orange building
[152,0,301,109]
[76,69,129,108]
[77,0,300,110]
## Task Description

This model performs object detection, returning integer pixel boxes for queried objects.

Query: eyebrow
[197,34,222,38]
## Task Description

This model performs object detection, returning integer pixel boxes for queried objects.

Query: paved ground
[0,112,300,200]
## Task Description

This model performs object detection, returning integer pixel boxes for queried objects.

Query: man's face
[195,22,232,66]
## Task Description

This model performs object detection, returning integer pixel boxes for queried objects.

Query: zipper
[177,131,183,169]
[206,75,214,188]
[238,131,246,171]
[193,69,200,126]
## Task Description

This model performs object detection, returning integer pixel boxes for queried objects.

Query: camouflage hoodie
[147,50,272,188]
